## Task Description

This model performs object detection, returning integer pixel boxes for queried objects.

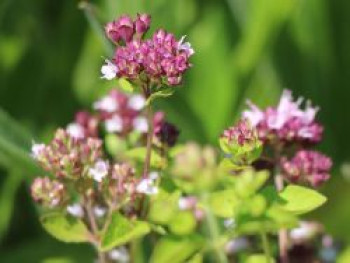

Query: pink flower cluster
[222,120,259,146]
[242,90,323,145]
[102,14,194,86]
[281,150,332,187]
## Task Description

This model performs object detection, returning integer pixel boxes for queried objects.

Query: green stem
[201,194,228,263]
[142,97,153,178]
[260,231,271,263]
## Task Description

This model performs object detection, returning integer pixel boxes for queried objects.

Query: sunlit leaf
[41,213,90,243]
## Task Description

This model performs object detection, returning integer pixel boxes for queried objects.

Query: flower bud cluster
[31,177,66,208]
[220,120,262,165]
[242,90,323,145]
[281,150,332,187]
[31,129,103,179]
[66,111,99,139]
[102,14,194,86]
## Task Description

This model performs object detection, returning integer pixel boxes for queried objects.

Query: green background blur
[0,0,350,262]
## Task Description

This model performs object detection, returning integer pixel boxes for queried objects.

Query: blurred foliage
[1,0,350,261]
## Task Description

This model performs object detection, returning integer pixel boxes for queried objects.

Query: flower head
[31,177,66,208]
[281,150,332,187]
[242,90,323,145]
[101,59,118,80]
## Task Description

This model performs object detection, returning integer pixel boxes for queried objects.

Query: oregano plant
[30,13,334,263]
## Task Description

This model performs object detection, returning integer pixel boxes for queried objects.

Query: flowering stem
[201,193,228,263]
[85,198,107,263]
[260,231,272,263]
[143,90,153,178]
[274,173,289,263]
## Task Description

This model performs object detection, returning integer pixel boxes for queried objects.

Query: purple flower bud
[105,15,135,43]
[155,121,180,147]
[135,13,151,36]
[281,150,332,187]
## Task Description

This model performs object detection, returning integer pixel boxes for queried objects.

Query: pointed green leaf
[150,234,204,263]
[279,185,327,215]
[100,212,150,251]
[118,78,134,93]
[41,213,90,243]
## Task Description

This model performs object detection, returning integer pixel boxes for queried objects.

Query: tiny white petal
[136,178,158,195]
[109,247,129,262]
[67,203,84,218]
[31,143,46,159]
[223,218,235,228]
[101,60,118,80]
[94,206,107,218]
[133,117,148,133]
[128,95,146,111]
[149,171,159,181]
[178,198,189,210]
[93,96,118,113]
[66,123,85,139]
[89,160,109,182]
[178,35,195,56]
[105,115,123,133]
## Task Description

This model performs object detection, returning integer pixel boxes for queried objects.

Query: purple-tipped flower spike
[281,150,332,187]
[242,89,323,145]
[31,177,66,208]
[135,13,151,36]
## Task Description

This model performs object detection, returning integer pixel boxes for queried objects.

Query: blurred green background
[0,0,350,261]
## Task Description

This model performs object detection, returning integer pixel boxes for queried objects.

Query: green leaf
[104,134,127,157]
[0,170,22,240]
[150,234,204,263]
[40,213,90,243]
[118,78,134,93]
[246,254,275,263]
[100,212,150,251]
[168,211,197,235]
[148,190,180,225]
[146,88,175,105]
[279,185,327,215]
[208,189,238,218]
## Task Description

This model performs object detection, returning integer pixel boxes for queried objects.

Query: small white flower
[128,95,146,111]
[290,221,318,242]
[149,171,159,181]
[89,160,109,182]
[66,123,85,139]
[109,246,130,262]
[94,206,107,218]
[93,96,118,113]
[178,35,195,56]
[31,143,46,159]
[178,198,189,210]
[67,203,84,218]
[101,59,118,80]
[223,218,235,228]
[136,178,158,195]
[133,116,148,133]
[105,115,123,133]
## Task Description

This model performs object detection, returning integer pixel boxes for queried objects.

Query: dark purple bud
[155,121,180,147]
